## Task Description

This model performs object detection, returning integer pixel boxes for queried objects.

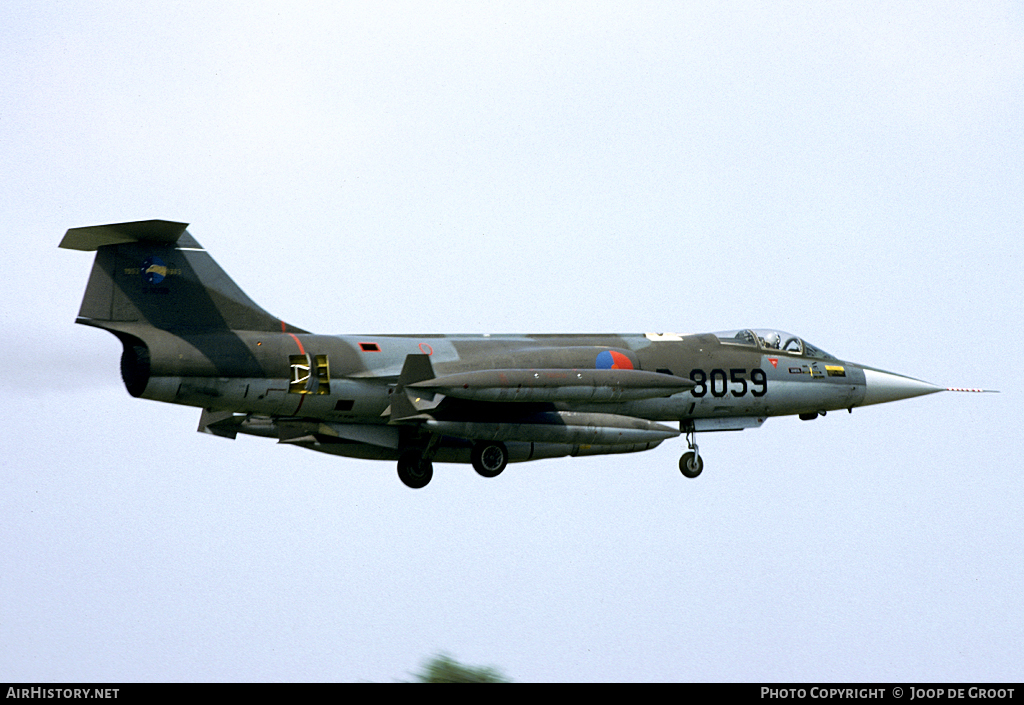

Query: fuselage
[118,326,916,425]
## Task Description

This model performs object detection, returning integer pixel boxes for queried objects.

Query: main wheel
[679,451,704,478]
[471,441,508,478]
[398,450,433,488]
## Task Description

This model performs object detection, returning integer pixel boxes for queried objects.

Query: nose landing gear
[679,426,703,478]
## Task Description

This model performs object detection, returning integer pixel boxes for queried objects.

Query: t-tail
[60,219,306,396]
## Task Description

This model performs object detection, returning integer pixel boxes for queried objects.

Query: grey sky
[2,2,1021,681]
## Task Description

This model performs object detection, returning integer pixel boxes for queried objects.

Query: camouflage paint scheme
[61,220,954,488]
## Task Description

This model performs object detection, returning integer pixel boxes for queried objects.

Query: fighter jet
[60,220,990,488]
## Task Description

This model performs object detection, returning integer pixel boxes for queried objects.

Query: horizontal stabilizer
[59,220,192,251]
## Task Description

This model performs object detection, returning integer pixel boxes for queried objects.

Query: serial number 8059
[690,368,767,398]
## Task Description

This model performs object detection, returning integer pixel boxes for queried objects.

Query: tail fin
[60,220,306,333]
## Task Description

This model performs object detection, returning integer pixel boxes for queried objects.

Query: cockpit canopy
[713,329,836,360]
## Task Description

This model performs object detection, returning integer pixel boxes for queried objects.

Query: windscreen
[714,329,836,360]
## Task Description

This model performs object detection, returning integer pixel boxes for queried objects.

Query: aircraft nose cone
[860,368,944,406]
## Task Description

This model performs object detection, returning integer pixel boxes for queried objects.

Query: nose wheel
[679,428,703,478]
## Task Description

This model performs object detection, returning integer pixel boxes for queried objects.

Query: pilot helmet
[762,332,780,348]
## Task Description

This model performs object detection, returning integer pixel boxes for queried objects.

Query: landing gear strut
[397,434,443,488]
[679,427,703,478]
[471,441,508,478]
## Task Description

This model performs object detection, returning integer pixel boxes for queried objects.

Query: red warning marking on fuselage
[287,333,306,355]
[769,358,778,369]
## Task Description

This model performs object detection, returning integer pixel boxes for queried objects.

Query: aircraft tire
[679,452,703,478]
[471,441,508,478]
[398,450,433,489]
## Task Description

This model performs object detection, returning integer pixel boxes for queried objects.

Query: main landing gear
[471,441,508,478]
[396,440,509,488]
[679,427,703,478]
[397,449,433,489]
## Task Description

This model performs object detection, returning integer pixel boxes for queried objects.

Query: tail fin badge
[141,256,168,284]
